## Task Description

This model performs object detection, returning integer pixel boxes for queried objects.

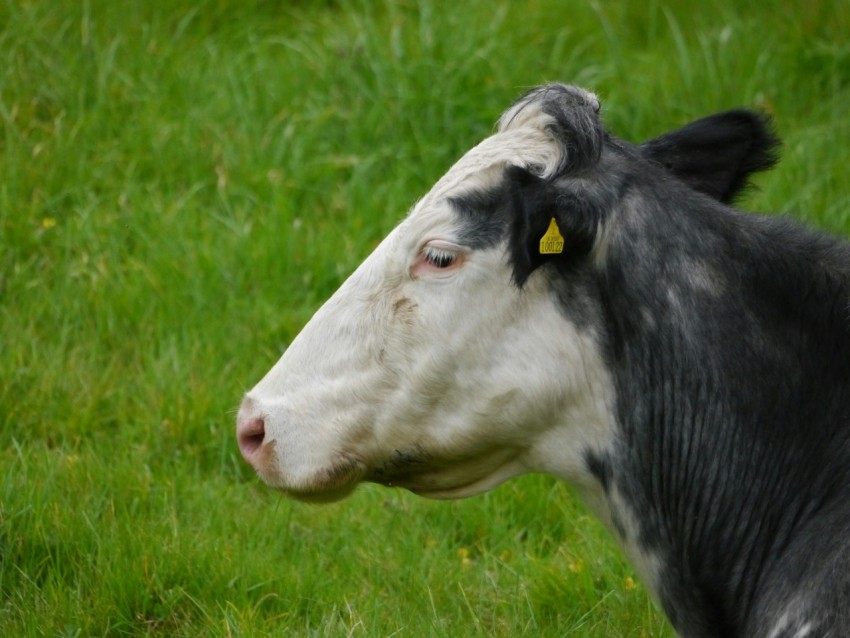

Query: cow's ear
[640,109,781,204]
[506,165,600,287]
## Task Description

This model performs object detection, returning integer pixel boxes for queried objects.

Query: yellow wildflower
[568,559,585,574]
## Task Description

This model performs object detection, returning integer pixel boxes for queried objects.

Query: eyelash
[423,246,458,269]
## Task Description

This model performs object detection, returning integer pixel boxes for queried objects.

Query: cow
[236,84,850,637]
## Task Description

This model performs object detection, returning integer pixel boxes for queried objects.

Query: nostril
[237,416,266,461]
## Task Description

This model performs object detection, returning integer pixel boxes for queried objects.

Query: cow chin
[369,455,525,500]
[405,474,517,500]
[279,483,360,504]
[254,443,367,503]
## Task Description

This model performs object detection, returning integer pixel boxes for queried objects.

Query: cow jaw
[365,441,527,499]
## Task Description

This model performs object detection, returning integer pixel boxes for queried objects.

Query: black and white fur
[238,84,849,637]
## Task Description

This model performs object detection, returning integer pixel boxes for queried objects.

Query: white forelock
[416,122,565,216]
[411,85,606,220]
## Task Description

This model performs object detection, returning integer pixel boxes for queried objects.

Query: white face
[237,99,617,503]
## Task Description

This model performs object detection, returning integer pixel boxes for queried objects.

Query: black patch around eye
[448,186,510,250]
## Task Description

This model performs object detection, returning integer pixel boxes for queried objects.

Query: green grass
[2,0,849,635]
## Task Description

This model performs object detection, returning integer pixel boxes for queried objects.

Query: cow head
[236,84,778,503]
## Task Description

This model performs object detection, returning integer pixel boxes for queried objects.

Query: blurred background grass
[1,0,848,635]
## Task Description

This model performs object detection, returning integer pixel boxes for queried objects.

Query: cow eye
[412,241,467,277]
[423,246,457,269]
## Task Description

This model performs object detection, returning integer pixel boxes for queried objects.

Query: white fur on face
[238,103,617,503]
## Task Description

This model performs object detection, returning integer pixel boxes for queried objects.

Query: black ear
[506,165,600,287]
[640,110,781,204]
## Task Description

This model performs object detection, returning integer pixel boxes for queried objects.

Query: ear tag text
[539,217,565,255]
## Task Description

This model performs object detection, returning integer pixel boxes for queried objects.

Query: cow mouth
[259,447,368,503]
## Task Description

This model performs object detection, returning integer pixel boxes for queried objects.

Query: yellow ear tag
[539,217,565,255]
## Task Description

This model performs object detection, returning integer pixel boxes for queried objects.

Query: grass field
[2,0,849,635]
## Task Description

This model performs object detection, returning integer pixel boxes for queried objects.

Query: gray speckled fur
[455,85,850,637]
